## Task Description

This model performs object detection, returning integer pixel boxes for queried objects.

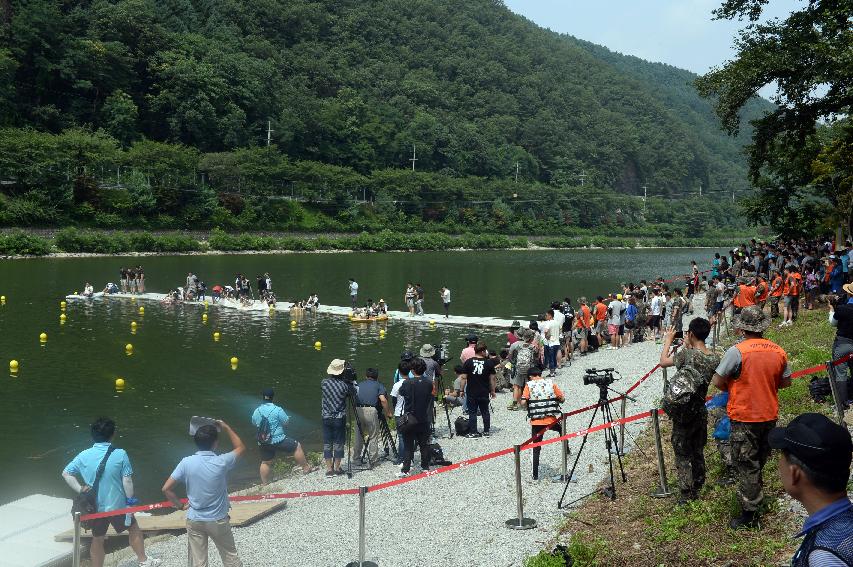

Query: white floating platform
[0,494,73,567]
[65,292,517,330]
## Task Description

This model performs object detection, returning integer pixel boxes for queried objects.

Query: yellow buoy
[290,320,297,327]
[0,295,5,301]
[131,321,137,328]
[138,306,145,314]
[60,313,67,321]
[9,360,18,372]
[39,332,47,342]
[125,343,133,355]
[115,378,125,388]
[314,341,322,349]
[429,320,436,325]
[202,313,208,322]
[230,356,238,365]
[60,301,66,309]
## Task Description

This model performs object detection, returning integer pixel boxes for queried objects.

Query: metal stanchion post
[618,397,627,455]
[551,418,570,483]
[505,445,536,530]
[72,512,81,567]
[661,366,668,397]
[650,409,672,498]
[826,361,847,425]
[345,487,378,567]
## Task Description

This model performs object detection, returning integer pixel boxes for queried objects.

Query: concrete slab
[0,494,73,567]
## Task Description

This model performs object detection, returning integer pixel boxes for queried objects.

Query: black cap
[769,413,853,474]
[527,367,542,377]
[465,334,479,343]
[262,388,274,400]
[400,351,414,361]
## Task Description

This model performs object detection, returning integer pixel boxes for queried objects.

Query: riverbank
[96,300,706,567]
[526,306,837,566]
[0,228,748,257]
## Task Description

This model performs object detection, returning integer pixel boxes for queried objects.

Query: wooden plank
[54,500,285,542]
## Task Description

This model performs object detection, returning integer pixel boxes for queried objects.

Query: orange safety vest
[727,339,788,422]
[770,276,783,297]
[755,279,769,302]
[576,305,591,330]
[789,272,802,296]
[732,285,756,308]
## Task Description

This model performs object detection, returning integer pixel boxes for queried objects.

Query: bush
[0,231,52,255]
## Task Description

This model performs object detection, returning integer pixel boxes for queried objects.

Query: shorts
[574,328,588,340]
[783,296,793,307]
[619,324,625,336]
[406,298,415,308]
[649,315,661,328]
[607,324,619,336]
[90,514,136,537]
[259,438,299,461]
[595,320,606,334]
[711,301,724,315]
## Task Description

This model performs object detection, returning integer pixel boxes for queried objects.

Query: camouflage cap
[733,305,770,333]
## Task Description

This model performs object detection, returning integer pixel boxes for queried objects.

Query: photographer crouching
[659,318,720,505]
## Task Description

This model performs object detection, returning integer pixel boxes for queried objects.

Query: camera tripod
[359,406,399,465]
[557,382,633,509]
[432,373,454,438]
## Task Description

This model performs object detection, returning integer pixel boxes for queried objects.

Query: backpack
[662,365,708,421]
[256,410,273,445]
[430,443,452,466]
[513,344,534,380]
[454,416,469,436]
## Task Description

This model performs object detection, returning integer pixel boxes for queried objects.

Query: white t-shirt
[390,379,406,417]
[553,310,565,330]
[349,281,358,295]
[441,289,451,303]
[607,300,623,326]
[543,319,561,347]
[651,296,662,316]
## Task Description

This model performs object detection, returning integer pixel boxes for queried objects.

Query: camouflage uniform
[666,348,721,498]
[730,419,775,512]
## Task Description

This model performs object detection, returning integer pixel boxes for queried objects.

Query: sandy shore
[100,296,704,567]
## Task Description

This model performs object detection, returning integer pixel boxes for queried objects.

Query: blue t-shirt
[625,304,638,322]
[63,442,133,512]
[251,403,288,445]
[170,450,237,522]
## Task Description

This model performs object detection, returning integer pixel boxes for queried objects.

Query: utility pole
[642,184,648,213]
[410,144,417,171]
[266,120,273,147]
[578,170,587,186]
[515,162,519,183]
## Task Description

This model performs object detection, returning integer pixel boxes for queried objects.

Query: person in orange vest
[713,306,792,528]
[754,274,769,311]
[575,298,592,354]
[789,266,803,322]
[731,277,757,315]
[768,269,784,319]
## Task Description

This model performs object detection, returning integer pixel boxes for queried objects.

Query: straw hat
[843,283,853,296]
[327,359,346,375]
[419,344,436,357]
[732,306,770,333]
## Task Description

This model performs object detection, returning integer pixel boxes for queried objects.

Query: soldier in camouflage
[712,305,792,529]
[660,317,720,504]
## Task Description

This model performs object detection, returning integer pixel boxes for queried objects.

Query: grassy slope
[526,306,835,567]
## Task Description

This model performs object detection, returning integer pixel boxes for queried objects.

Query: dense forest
[0,0,770,235]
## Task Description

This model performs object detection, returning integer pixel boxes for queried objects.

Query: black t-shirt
[462,356,496,398]
[834,304,853,341]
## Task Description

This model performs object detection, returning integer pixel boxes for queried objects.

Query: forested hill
[0,0,768,199]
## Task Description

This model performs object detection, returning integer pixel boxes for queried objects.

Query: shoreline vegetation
[0,227,751,258]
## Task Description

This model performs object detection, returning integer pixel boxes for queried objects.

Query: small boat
[350,314,389,323]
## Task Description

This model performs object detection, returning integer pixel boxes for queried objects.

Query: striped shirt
[321,376,354,419]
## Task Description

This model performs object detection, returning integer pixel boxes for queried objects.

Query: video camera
[583,367,616,387]
[432,344,450,365]
[341,361,357,383]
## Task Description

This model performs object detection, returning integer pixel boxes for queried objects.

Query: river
[0,248,720,505]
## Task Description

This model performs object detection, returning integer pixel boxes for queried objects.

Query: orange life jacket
[755,279,769,302]
[727,339,788,422]
[732,285,756,308]
[770,276,783,297]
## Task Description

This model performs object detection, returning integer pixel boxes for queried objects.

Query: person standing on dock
[415,282,425,315]
[349,278,359,308]
[62,417,161,567]
[440,286,451,318]
[162,421,245,567]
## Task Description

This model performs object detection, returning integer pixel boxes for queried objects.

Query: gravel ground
[116,297,704,567]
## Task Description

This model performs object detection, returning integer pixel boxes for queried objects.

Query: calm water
[0,248,720,505]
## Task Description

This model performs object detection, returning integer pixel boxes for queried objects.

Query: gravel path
[120,297,704,567]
